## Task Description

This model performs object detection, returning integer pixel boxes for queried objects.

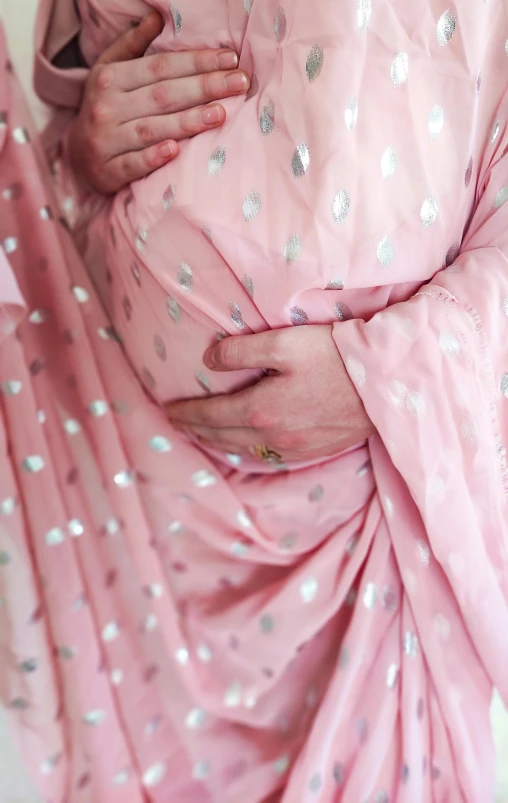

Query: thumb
[97,11,164,65]
[204,331,288,373]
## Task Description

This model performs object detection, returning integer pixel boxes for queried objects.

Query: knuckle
[249,407,272,430]
[89,100,109,126]
[151,82,169,110]
[142,147,159,170]
[135,119,154,145]
[93,64,114,92]
[199,72,216,100]
[194,50,211,74]
[149,54,168,80]
[216,338,239,368]
[177,110,198,137]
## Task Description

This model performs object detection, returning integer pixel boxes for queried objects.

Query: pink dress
[1,1,508,800]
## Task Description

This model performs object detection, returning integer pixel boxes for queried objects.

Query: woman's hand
[166,326,375,462]
[68,11,249,194]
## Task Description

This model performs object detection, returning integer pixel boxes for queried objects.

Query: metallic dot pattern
[391,53,409,87]
[437,9,456,47]
[420,195,439,227]
[178,263,193,291]
[208,146,226,176]
[283,234,302,263]
[260,101,275,135]
[290,306,309,325]
[274,7,287,42]
[345,97,358,131]
[291,143,310,177]
[377,236,394,267]
[242,190,261,221]
[306,45,324,82]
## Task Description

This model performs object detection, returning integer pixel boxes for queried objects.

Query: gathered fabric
[1,1,508,800]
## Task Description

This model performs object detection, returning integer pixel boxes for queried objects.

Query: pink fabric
[2,2,508,802]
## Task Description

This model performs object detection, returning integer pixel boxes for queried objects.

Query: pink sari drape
[1,1,508,800]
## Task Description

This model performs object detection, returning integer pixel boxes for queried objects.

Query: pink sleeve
[34,0,88,111]
[332,107,508,696]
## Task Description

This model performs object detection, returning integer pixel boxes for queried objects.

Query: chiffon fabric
[1,1,508,801]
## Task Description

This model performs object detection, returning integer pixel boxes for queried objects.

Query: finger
[106,104,226,158]
[166,388,254,429]
[205,331,289,373]
[115,48,239,91]
[104,140,179,191]
[121,70,249,120]
[97,11,164,66]
[192,425,255,453]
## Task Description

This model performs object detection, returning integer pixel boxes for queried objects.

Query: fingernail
[224,70,249,93]
[217,51,238,70]
[204,348,216,369]
[201,104,222,125]
[158,141,176,159]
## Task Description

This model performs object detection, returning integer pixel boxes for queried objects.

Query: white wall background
[0,0,507,800]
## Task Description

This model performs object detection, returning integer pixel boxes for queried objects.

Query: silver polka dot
[0,111,7,129]
[381,146,397,179]
[260,101,275,135]
[143,613,158,632]
[490,120,500,143]
[374,792,390,803]
[334,302,353,321]
[143,762,167,787]
[153,335,166,361]
[308,484,324,502]
[300,576,318,603]
[37,410,47,424]
[178,263,193,291]
[68,519,84,537]
[208,146,226,176]
[309,773,322,792]
[229,301,246,329]
[494,187,508,209]
[386,663,399,689]
[2,380,22,396]
[9,697,29,710]
[196,372,210,392]
[291,143,310,177]
[231,539,251,557]
[381,585,398,612]
[3,237,18,253]
[71,286,89,303]
[0,497,15,515]
[437,9,456,47]
[260,613,274,633]
[332,190,351,224]
[175,646,190,664]
[344,97,358,131]
[244,692,258,709]
[306,44,324,82]
[227,453,242,467]
[274,755,290,775]
[363,582,377,609]
[28,308,50,324]
[111,669,123,685]
[503,298,508,318]
[19,658,39,673]
[113,769,130,785]
[83,709,107,726]
[357,0,371,31]
[501,373,508,397]
[326,277,344,290]
[197,643,212,662]
[192,469,217,490]
[170,4,182,35]
[428,105,444,139]
[167,296,180,322]
[403,630,419,657]
[144,583,164,599]
[406,389,426,419]
[2,183,23,200]
[162,183,176,212]
[224,680,243,707]
[283,234,302,263]
[185,708,206,729]
[377,236,394,267]
[464,157,473,188]
[149,436,172,453]
[416,538,431,566]
[88,400,108,417]
[274,6,287,42]
[242,190,261,221]
[102,621,120,642]
[0,551,11,566]
[242,274,254,297]
[346,356,366,386]
[237,510,252,528]
[113,470,135,487]
[58,646,76,660]
[40,753,62,775]
[192,760,211,780]
[62,419,81,438]
[22,455,45,473]
[420,195,439,227]
[290,306,309,325]
[391,53,409,87]
[244,0,252,13]
[439,331,460,357]
[333,762,345,786]
[12,127,30,144]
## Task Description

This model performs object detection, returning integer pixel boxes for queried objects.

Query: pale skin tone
[78,16,373,461]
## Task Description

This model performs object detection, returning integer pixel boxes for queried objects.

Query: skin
[166,326,375,462]
[69,12,250,193]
